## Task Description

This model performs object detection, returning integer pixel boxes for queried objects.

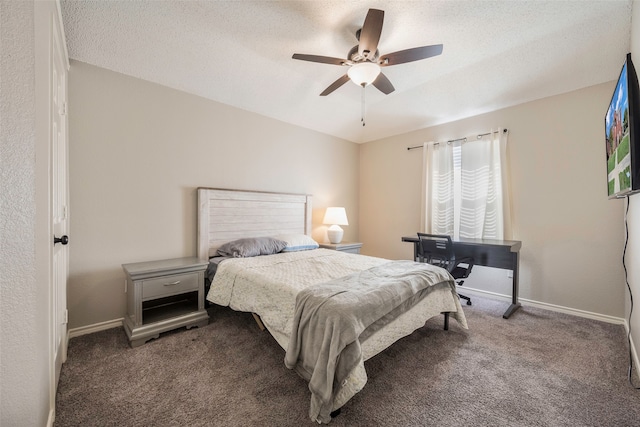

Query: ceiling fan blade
[292,54,347,66]
[372,72,395,95]
[358,9,384,59]
[379,44,443,66]
[320,74,350,96]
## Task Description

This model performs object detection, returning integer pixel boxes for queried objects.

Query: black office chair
[416,233,473,306]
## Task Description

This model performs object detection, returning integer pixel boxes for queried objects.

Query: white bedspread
[208,249,388,336]
[206,249,467,422]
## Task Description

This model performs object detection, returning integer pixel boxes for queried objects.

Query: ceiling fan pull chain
[361,84,366,126]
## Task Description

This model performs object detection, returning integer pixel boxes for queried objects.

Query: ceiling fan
[292,8,443,96]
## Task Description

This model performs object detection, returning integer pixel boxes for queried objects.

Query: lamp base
[327,225,344,244]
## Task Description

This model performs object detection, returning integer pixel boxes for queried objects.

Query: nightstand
[319,242,363,254]
[122,257,209,347]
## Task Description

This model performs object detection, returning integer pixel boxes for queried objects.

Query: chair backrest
[416,233,456,273]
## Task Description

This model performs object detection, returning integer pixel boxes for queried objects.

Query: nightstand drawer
[319,242,362,254]
[340,247,361,254]
[142,272,199,300]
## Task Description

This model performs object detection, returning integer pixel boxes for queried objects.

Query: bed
[197,187,467,424]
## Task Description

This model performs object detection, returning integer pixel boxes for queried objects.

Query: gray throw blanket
[284,260,454,423]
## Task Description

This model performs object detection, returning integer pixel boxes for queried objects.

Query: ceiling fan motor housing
[348,45,379,64]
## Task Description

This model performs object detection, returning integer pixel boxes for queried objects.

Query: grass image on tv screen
[608,132,631,196]
[619,166,631,191]
[618,134,630,162]
[608,152,616,174]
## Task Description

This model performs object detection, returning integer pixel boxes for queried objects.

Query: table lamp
[323,207,349,244]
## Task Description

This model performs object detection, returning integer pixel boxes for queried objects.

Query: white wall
[627,0,640,373]
[67,61,361,329]
[0,1,54,425]
[360,83,627,318]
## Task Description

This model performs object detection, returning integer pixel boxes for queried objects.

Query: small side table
[319,242,363,254]
[122,257,209,347]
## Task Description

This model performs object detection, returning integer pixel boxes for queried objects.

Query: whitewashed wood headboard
[197,187,313,260]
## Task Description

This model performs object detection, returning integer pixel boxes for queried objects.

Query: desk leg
[503,251,521,319]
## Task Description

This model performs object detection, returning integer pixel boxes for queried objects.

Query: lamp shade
[347,62,381,86]
[323,207,349,226]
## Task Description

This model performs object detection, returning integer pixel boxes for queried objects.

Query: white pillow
[274,234,319,252]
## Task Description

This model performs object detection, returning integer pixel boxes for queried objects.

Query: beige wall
[70,61,632,329]
[69,53,632,328]
[360,82,627,318]
[68,61,360,329]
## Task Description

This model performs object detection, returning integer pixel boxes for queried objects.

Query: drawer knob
[163,281,181,286]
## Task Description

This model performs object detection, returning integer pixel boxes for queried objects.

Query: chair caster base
[458,293,472,306]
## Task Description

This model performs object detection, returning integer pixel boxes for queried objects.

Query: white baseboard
[623,320,640,383]
[46,409,54,427]
[461,286,626,325]
[67,318,124,339]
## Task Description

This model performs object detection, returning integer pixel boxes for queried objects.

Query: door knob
[54,235,69,245]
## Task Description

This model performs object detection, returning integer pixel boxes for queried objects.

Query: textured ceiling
[60,1,632,143]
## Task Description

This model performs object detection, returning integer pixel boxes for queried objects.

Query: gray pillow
[216,237,287,258]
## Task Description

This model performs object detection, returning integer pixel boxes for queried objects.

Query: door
[51,8,69,384]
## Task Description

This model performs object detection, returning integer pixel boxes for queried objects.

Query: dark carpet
[55,296,640,426]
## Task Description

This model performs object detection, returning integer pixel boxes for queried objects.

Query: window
[422,129,512,240]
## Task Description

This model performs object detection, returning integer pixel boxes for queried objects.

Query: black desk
[401,236,522,319]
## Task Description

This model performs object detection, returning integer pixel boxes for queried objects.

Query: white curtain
[422,140,457,237]
[421,129,512,240]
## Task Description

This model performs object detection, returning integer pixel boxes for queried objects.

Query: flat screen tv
[606,53,640,198]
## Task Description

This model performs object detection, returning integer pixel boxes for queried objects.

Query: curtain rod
[406,128,508,151]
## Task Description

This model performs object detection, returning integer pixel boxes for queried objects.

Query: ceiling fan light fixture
[347,62,381,86]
